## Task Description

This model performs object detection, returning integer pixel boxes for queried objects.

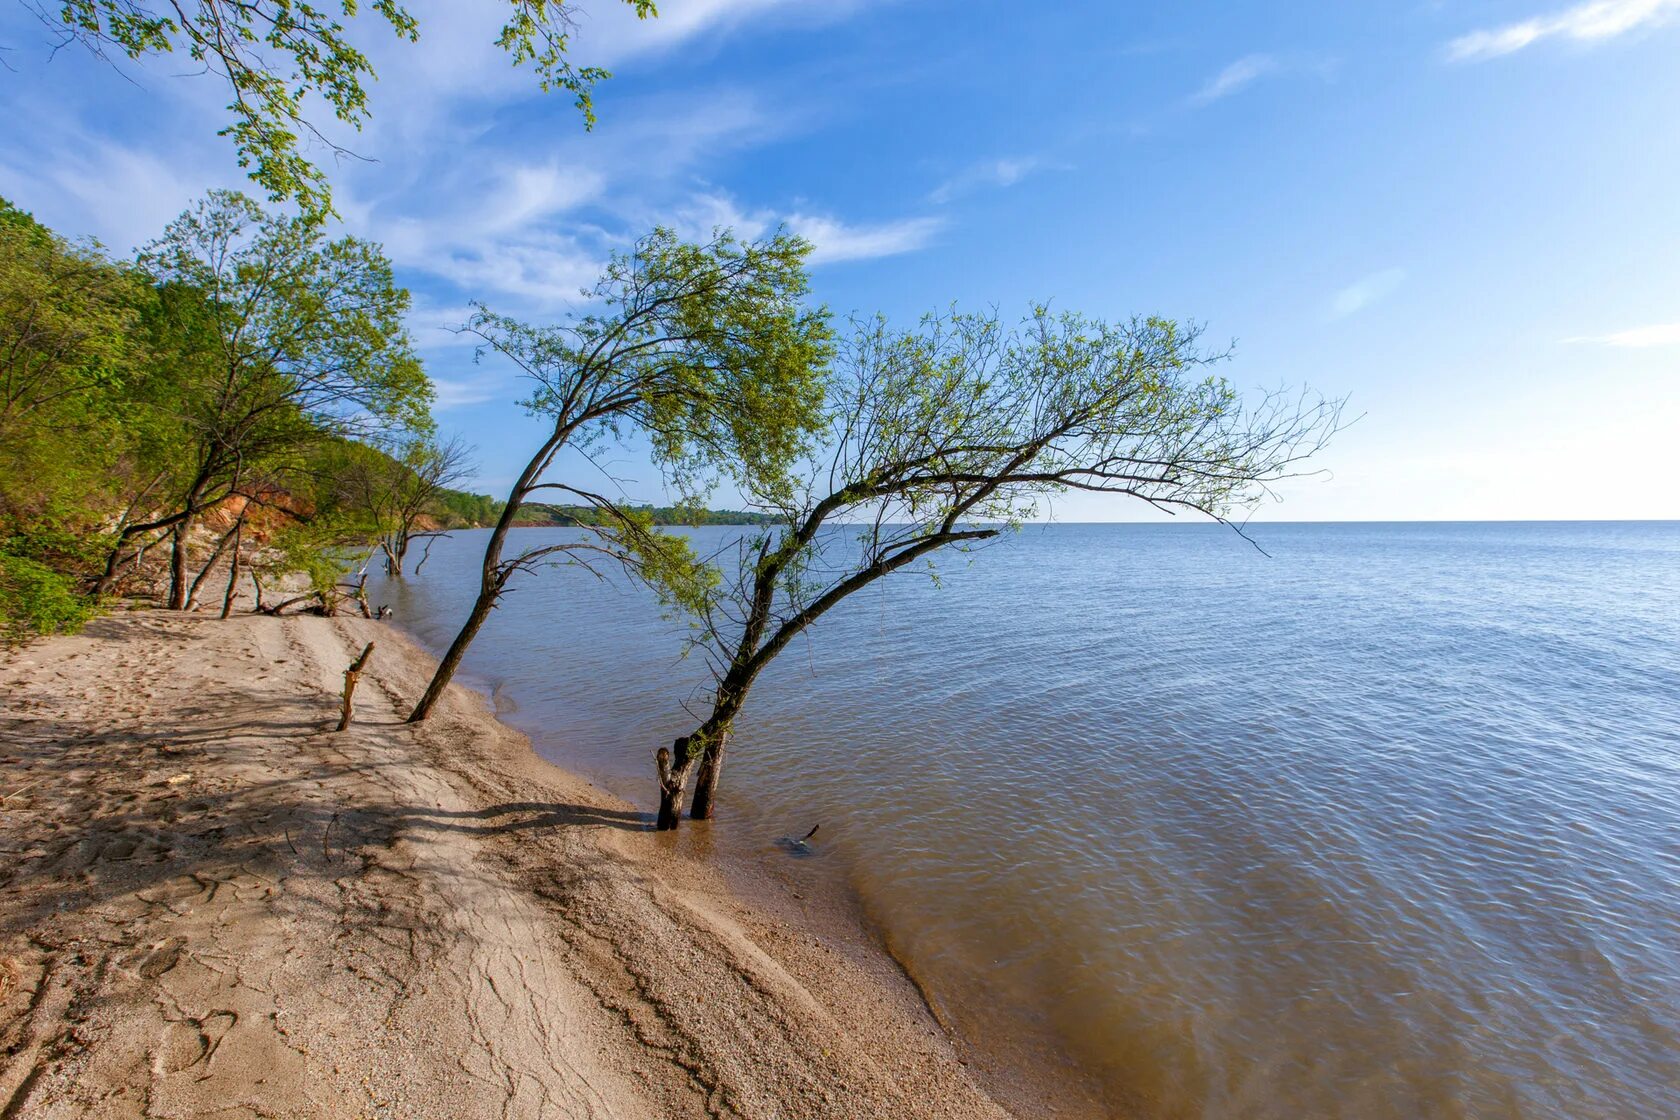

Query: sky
[2,0,1677,521]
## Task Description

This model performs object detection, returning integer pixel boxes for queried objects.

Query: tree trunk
[408,418,575,722]
[407,583,498,722]
[184,520,241,611]
[167,519,191,609]
[220,522,243,619]
[656,738,700,831]
[689,728,732,820]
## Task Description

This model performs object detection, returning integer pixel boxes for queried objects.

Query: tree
[37,0,658,215]
[0,198,159,635]
[650,309,1343,828]
[0,198,144,443]
[94,189,430,606]
[336,433,476,575]
[406,226,833,722]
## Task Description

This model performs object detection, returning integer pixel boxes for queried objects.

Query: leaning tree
[405,226,833,722]
[647,308,1343,828]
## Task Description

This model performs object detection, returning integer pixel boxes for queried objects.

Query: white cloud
[1330,268,1406,318]
[1444,0,1680,61]
[1190,54,1281,106]
[0,134,232,254]
[430,375,505,410]
[929,157,1063,204]
[783,213,944,264]
[1564,322,1680,346]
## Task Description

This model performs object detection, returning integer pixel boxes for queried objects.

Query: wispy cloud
[1564,322,1680,346]
[1190,54,1281,106]
[1444,0,1680,61]
[1331,268,1406,318]
[430,375,505,410]
[929,156,1064,204]
[783,213,944,264]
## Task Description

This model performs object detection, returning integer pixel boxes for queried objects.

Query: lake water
[371,521,1680,1119]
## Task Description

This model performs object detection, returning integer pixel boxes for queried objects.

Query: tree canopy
[406,225,835,721]
[649,307,1344,826]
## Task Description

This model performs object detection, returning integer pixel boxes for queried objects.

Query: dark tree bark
[408,421,574,722]
[656,738,699,831]
[220,520,244,619]
[167,519,191,609]
[688,728,731,821]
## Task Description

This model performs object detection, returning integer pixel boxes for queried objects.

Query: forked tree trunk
[184,520,241,611]
[689,728,732,821]
[656,737,701,831]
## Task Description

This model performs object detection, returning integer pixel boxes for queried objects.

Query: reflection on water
[373,521,1680,1119]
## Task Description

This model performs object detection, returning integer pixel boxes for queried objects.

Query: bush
[0,550,96,640]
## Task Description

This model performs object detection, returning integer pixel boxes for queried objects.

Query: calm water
[373,522,1680,1119]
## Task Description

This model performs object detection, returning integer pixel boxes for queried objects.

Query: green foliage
[0,191,443,630]
[0,548,97,641]
[434,488,501,528]
[48,0,658,215]
[142,190,431,439]
[0,195,149,472]
[477,225,832,506]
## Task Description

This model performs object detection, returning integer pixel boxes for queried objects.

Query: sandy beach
[0,608,1058,1119]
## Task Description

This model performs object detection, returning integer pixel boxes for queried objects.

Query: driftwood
[335,643,375,732]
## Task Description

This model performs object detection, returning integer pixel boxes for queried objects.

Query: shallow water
[372,521,1680,1119]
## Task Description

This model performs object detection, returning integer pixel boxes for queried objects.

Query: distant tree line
[509,504,780,528]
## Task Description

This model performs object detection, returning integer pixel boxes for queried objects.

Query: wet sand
[0,608,1091,1118]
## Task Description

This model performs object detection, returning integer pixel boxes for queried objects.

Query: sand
[0,608,1036,1119]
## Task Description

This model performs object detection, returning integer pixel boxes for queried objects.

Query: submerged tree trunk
[689,728,732,821]
[656,738,701,831]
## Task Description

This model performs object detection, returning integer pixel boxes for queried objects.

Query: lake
[372,521,1680,1119]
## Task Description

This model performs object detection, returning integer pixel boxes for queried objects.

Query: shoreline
[376,604,1114,1120]
[0,608,1103,1117]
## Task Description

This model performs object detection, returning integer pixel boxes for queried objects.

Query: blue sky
[3,0,1677,520]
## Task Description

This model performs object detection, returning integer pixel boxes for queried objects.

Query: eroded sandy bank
[0,609,1043,1119]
